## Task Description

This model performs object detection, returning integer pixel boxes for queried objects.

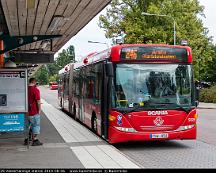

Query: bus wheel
[59,98,62,108]
[73,104,76,120]
[92,116,98,134]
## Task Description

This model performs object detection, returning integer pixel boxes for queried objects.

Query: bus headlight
[175,125,195,131]
[114,126,137,133]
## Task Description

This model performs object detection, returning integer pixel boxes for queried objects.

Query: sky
[55,0,216,61]
[54,10,112,61]
[199,0,216,43]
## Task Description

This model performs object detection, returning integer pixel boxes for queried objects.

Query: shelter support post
[0,40,4,67]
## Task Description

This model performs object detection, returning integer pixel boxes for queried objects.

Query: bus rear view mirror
[194,81,199,107]
[105,62,114,77]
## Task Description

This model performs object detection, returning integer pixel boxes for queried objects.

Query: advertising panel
[0,113,25,132]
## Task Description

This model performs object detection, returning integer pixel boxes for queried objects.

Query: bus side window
[88,79,94,99]
[92,63,102,104]
[75,80,79,96]
[64,76,69,97]
[74,70,80,96]
[97,64,103,104]
[85,66,94,100]
[73,79,77,96]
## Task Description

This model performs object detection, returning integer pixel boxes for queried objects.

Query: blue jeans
[28,114,41,135]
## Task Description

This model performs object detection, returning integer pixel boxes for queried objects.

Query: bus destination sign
[121,46,188,62]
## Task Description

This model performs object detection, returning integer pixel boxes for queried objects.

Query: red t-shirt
[28,86,40,116]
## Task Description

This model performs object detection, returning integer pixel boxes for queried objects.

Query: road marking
[82,145,121,168]
[70,145,140,168]
[70,146,103,168]
[97,145,140,168]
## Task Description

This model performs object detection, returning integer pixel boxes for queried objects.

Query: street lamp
[142,12,176,45]
[88,40,109,49]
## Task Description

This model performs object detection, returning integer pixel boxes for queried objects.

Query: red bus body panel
[108,109,197,143]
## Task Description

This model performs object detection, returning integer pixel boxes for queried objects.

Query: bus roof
[58,63,73,75]
[59,44,192,74]
[114,44,191,49]
[58,52,99,75]
[72,48,111,70]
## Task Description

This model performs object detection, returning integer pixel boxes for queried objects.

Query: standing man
[24,78,43,146]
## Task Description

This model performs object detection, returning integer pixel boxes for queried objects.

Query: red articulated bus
[58,44,198,144]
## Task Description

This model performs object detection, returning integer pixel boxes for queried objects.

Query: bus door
[62,76,66,109]
[58,77,63,107]
[101,62,114,140]
[65,75,70,112]
[68,64,74,114]
[78,79,85,122]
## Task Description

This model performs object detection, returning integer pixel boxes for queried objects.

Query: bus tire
[73,104,76,120]
[92,115,98,134]
[69,101,72,114]
[59,98,63,108]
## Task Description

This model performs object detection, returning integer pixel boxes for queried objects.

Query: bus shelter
[0,68,29,146]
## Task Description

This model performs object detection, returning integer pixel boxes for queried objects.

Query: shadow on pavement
[114,140,191,150]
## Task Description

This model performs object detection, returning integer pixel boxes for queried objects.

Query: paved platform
[198,102,216,109]
[0,99,140,169]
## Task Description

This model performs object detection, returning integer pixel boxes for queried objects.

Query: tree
[99,0,215,80]
[48,45,76,81]
[34,65,49,85]
[49,74,59,83]
[56,45,76,68]
[34,45,76,84]
[47,63,59,76]
[203,44,216,83]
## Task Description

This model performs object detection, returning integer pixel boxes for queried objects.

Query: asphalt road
[40,86,216,168]
[39,86,59,108]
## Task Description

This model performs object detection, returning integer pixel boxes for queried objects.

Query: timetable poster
[0,69,27,113]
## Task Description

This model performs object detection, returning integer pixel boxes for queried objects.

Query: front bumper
[108,126,197,144]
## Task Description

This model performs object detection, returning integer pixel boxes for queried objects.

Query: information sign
[0,69,27,113]
[120,46,188,62]
[0,113,25,132]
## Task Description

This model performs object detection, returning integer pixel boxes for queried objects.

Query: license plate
[150,133,169,139]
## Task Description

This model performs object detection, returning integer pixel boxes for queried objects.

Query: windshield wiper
[149,102,190,113]
[115,104,143,114]
[124,104,142,114]
[116,102,190,114]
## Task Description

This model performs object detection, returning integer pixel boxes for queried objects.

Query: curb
[197,107,216,109]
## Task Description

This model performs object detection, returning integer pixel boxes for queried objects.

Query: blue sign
[0,113,25,132]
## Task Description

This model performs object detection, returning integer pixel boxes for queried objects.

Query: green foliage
[202,45,216,82]
[49,74,59,83]
[47,63,59,77]
[34,65,49,85]
[199,85,216,103]
[34,45,76,84]
[56,45,76,69]
[48,45,76,75]
[99,0,215,80]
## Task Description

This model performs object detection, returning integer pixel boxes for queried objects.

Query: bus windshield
[114,64,194,112]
